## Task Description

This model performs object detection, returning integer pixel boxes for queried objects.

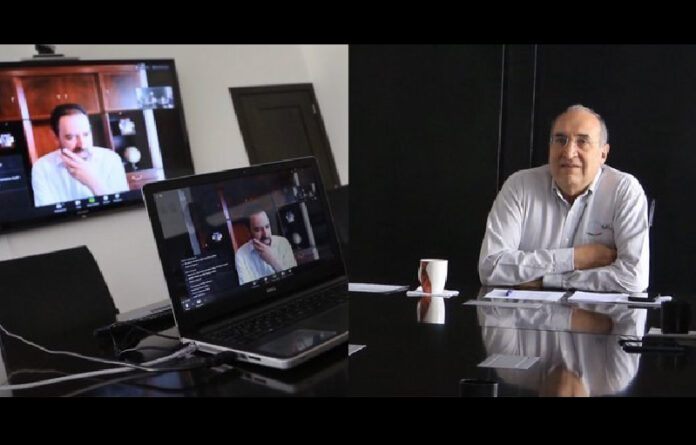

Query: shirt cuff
[542,273,565,289]
[553,247,575,273]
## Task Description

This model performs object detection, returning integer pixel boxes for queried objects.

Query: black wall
[350,45,503,293]
[350,44,696,299]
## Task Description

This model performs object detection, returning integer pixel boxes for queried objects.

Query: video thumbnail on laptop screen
[152,166,335,311]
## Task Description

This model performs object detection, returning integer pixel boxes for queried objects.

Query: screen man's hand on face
[60,149,108,196]
[253,238,283,272]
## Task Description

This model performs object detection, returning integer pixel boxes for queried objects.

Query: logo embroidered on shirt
[587,221,613,236]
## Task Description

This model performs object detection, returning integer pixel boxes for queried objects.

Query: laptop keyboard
[205,287,348,346]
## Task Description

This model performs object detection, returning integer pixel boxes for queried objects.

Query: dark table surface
[3,285,695,397]
[348,286,696,397]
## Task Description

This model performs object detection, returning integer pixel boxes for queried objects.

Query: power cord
[61,356,239,397]
[0,320,239,391]
[106,324,181,361]
[0,321,164,372]
[0,344,198,391]
[117,345,182,360]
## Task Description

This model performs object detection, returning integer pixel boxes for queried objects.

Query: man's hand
[573,244,617,270]
[253,239,283,271]
[517,279,542,289]
[60,149,106,196]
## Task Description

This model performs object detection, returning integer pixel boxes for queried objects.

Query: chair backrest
[0,245,118,351]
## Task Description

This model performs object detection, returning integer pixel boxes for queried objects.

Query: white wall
[0,44,347,313]
[301,45,349,184]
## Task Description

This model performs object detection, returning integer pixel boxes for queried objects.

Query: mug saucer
[406,286,459,298]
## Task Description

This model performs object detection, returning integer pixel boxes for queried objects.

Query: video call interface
[152,166,336,312]
[0,61,190,226]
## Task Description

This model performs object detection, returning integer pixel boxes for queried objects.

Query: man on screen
[235,210,298,285]
[31,103,129,207]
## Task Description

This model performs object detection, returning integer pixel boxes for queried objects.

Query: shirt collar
[550,165,604,202]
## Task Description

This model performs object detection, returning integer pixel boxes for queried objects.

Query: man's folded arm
[479,236,576,286]
[542,179,649,293]
[478,177,575,286]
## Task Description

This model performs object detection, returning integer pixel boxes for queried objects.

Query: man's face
[57,113,93,153]
[250,212,272,245]
[548,109,609,200]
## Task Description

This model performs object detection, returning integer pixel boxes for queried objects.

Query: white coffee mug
[418,258,448,295]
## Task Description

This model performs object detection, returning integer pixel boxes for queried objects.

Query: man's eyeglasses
[550,134,595,150]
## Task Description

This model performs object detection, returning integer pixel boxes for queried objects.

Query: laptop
[142,157,348,369]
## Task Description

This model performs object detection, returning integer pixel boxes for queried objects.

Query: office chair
[0,246,119,377]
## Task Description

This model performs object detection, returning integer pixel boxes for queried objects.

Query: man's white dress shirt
[478,164,649,292]
[31,147,129,207]
[235,235,297,285]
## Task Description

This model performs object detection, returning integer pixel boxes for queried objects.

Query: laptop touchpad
[257,329,337,358]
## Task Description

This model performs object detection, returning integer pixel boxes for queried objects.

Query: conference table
[349,284,696,396]
[2,283,695,397]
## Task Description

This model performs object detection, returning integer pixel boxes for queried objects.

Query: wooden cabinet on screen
[21,74,101,119]
[0,77,22,121]
[0,64,157,191]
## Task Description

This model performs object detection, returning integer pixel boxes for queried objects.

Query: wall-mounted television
[0,58,195,231]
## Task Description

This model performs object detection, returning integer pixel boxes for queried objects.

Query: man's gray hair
[551,104,608,146]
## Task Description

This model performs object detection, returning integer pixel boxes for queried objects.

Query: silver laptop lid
[142,157,346,337]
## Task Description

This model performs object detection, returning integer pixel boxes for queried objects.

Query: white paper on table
[568,291,630,303]
[484,288,566,302]
[349,283,409,293]
[463,299,543,309]
[567,291,671,307]
[406,286,459,298]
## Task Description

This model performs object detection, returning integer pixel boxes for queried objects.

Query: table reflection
[477,303,647,396]
[417,297,445,324]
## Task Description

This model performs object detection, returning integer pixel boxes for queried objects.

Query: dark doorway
[230,83,341,190]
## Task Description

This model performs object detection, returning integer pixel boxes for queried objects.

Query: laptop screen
[143,158,344,328]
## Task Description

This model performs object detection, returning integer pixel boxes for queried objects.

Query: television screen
[0,58,194,231]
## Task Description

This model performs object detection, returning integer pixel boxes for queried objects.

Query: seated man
[478,104,649,292]
[31,103,129,207]
[235,210,297,285]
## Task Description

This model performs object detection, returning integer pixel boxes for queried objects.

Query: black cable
[117,345,182,361]
[107,324,180,359]
[112,349,238,373]
[62,360,240,396]
[0,318,239,391]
